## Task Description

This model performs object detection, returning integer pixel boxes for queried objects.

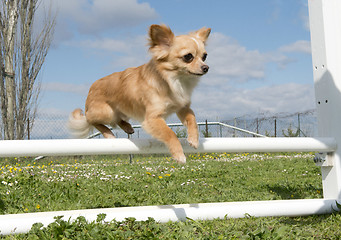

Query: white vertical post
[309,0,341,199]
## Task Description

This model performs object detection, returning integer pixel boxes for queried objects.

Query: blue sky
[39,0,314,123]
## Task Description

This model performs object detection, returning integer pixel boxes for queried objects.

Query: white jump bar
[0,137,336,157]
[0,199,339,235]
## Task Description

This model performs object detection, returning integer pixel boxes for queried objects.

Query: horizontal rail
[0,137,336,157]
[136,122,266,137]
[213,122,266,137]
[0,199,339,235]
[87,121,266,139]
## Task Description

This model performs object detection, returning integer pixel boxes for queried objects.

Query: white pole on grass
[0,199,339,235]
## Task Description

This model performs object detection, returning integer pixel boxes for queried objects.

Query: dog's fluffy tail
[68,108,92,138]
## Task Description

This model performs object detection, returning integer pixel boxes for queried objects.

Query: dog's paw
[125,127,135,135]
[175,154,186,164]
[187,136,199,149]
[119,121,135,134]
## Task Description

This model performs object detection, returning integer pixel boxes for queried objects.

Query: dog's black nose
[201,65,209,73]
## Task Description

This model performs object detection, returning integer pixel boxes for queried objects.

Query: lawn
[0,152,340,239]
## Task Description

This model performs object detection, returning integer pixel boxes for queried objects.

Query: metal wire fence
[221,109,317,138]
[25,109,317,140]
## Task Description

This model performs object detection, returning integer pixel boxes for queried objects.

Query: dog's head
[148,24,211,77]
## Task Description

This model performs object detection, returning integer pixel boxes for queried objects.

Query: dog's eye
[202,53,207,61]
[183,53,194,63]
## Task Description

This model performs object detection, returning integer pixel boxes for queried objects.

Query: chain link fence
[221,109,317,138]
[25,109,317,140]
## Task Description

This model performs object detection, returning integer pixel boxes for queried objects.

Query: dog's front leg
[177,107,199,149]
[143,116,186,164]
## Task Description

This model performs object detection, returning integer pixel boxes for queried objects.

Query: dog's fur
[68,24,211,163]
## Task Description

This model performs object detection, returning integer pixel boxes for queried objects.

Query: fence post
[27,118,30,140]
[298,113,301,137]
[128,134,133,164]
[244,119,247,137]
[309,0,341,199]
[256,118,259,135]
[233,118,236,137]
[274,118,277,138]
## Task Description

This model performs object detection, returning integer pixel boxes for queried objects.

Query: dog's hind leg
[86,102,117,139]
[118,120,135,134]
[93,124,116,139]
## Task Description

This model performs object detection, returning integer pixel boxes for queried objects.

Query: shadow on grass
[92,202,130,208]
[266,184,322,200]
[278,213,339,230]
[0,197,6,213]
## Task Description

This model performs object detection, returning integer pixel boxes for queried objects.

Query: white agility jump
[1,0,341,235]
[0,137,339,235]
[0,136,339,235]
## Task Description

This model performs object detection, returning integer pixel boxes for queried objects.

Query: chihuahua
[68,24,211,163]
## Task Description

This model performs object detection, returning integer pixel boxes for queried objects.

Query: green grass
[0,152,340,239]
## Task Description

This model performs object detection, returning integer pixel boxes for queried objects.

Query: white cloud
[76,0,157,34]
[191,83,315,120]
[68,34,150,69]
[204,33,298,84]
[53,0,157,40]
[79,38,133,53]
[43,82,90,96]
[279,40,311,54]
[206,33,267,83]
[75,34,148,54]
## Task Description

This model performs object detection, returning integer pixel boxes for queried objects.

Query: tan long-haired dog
[68,24,211,163]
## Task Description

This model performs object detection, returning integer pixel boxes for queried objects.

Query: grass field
[0,152,340,239]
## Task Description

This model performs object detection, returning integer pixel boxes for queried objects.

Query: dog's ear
[149,24,174,48]
[191,27,211,44]
[148,24,174,59]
